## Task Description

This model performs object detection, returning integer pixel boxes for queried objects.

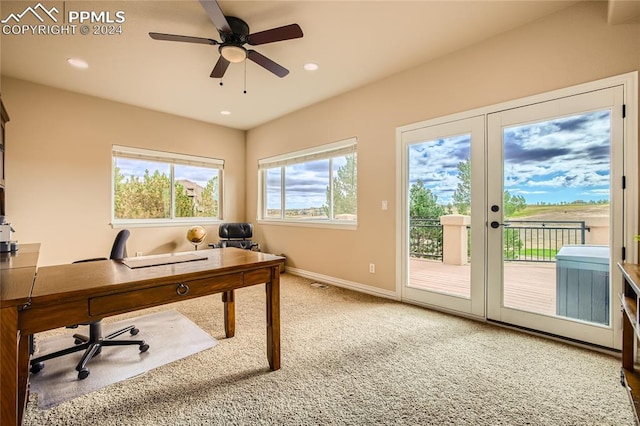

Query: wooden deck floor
[409,258,556,315]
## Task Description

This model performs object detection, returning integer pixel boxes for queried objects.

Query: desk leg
[266,266,281,371]
[18,333,30,422]
[222,290,235,338]
[1,307,19,426]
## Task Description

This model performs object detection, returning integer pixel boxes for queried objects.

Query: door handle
[490,221,507,229]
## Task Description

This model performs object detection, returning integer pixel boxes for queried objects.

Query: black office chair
[30,230,149,380]
[209,222,259,250]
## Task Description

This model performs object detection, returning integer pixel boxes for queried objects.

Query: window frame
[257,138,358,229]
[111,145,224,227]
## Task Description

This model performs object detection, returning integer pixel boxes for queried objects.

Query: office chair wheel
[139,343,149,352]
[130,327,139,336]
[30,362,44,374]
[78,368,90,380]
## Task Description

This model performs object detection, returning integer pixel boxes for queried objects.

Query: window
[258,138,357,225]
[112,145,223,225]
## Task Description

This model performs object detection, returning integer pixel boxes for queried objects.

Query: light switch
[381,200,388,210]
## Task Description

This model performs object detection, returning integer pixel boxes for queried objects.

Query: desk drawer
[245,268,272,286]
[89,272,243,317]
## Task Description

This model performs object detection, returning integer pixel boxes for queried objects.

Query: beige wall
[2,77,245,266]
[246,1,640,292]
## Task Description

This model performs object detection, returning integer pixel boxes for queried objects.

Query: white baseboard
[284,266,399,301]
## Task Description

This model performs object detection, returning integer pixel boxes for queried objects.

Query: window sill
[257,219,357,230]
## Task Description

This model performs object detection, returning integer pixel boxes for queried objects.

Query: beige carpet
[29,310,217,409]
[23,274,635,425]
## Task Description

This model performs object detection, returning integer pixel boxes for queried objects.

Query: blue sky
[409,110,611,206]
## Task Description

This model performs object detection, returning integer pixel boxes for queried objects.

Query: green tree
[139,169,171,218]
[114,168,171,219]
[115,170,220,219]
[113,166,126,217]
[409,179,451,219]
[450,158,527,217]
[503,190,527,217]
[450,159,528,260]
[408,179,451,259]
[323,154,357,218]
[174,182,194,217]
[199,176,219,217]
[451,159,471,215]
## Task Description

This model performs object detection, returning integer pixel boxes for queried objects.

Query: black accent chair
[30,230,149,380]
[209,222,259,251]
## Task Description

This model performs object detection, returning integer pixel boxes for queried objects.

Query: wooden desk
[1,247,284,426]
[618,262,640,425]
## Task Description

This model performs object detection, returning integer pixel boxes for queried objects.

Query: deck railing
[409,218,588,262]
[409,219,443,260]
[503,220,587,262]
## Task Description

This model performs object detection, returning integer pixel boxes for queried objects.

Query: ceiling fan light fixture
[220,45,247,63]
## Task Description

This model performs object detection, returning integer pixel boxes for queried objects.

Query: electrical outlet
[369,263,375,273]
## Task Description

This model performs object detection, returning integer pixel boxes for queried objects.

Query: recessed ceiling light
[220,110,231,116]
[304,63,319,71]
[66,58,89,69]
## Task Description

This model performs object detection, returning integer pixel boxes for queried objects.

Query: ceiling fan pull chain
[243,60,247,94]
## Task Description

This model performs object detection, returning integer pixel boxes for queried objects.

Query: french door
[399,79,632,349]
[486,86,624,348]
[400,115,486,317]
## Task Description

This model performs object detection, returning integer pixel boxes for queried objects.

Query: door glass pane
[408,134,471,298]
[502,110,611,325]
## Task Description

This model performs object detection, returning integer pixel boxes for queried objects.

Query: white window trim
[111,145,224,227]
[257,137,357,228]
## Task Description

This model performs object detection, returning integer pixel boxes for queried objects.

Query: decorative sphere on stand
[187,226,207,250]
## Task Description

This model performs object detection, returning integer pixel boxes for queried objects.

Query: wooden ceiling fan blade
[149,32,218,45]
[247,24,303,46]
[247,50,289,78]
[199,0,231,34]
[210,56,230,78]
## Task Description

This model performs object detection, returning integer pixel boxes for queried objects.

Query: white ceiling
[1,0,636,130]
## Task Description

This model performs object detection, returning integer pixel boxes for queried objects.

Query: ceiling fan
[149,0,303,79]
